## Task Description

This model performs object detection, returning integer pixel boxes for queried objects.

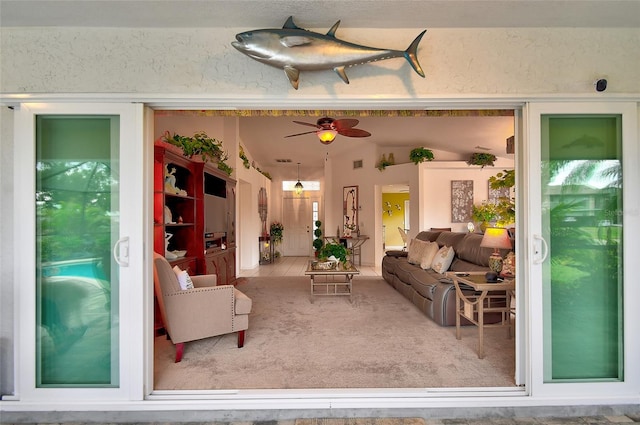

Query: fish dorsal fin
[334,66,350,84]
[326,20,341,38]
[283,16,301,30]
[281,36,313,48]
[284,66,300,90]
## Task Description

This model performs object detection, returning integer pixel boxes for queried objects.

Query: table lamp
[480,227,512,273]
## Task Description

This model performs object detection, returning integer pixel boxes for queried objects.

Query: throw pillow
[407,239,429,265]
[173,265,194,290]
[420,241,440,270]
[431,245,455,274]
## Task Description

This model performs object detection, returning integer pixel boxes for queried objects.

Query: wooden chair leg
[175,342,184,362]
[237,330,245,348]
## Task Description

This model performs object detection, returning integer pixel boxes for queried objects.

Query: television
[204,172,227,235]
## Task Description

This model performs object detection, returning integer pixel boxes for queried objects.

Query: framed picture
[451,180,473,223]
[343,186,358,235]
[488,183,510,203]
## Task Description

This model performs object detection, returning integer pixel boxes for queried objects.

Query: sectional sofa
[382,230,511,326]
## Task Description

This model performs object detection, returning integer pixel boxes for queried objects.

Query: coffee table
[304,260,359,303]
[446,271,515,359]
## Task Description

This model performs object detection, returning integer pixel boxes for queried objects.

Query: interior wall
[420,160,515,233]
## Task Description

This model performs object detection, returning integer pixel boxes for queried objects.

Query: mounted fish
[232,16,426,90]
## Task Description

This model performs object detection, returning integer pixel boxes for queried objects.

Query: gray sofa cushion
[435,231,467,250]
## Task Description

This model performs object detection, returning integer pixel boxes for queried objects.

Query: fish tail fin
[404,30,426,77]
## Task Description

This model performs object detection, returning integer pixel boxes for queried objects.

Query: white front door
[526,101,640,398]
[14,103,145,401]
[282,197,312,256]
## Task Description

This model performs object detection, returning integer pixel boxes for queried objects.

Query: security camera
[595,79,607,92]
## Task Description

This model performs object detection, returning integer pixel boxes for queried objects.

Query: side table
[446,271,515,359]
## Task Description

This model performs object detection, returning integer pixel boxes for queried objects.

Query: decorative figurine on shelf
[164,205,174,224]
[164,232,177,259]
[164,165,188,196]
[164,165,179,194]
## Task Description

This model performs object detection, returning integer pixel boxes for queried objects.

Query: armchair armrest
[190,273,217,287]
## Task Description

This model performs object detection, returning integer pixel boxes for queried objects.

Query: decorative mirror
[258,187,268,235]
[343,186,358,236]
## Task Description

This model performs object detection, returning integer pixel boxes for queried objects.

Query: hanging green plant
[217,161,234,176]
[467,152,497,168]
[409,147,435,164]
[163,131,226,163]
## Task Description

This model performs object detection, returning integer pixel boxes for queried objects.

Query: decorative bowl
[171,250,187,258]
[311,260,337,270]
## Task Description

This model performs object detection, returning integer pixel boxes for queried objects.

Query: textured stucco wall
[0,24,639,399]
[1,27,639,95]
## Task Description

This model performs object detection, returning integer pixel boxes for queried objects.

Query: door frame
[525,101,640,398]
[13,102,146,401]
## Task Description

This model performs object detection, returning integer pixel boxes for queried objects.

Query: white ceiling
[2,0,639,28]
[236,113,515,174]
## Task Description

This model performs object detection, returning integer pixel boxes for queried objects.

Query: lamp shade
[480,227,512,251]
[317,129,337,144]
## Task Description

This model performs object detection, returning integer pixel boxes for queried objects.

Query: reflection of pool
[42,258,106,279]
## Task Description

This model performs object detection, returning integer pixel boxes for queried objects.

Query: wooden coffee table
[304,261,359,303]
[446,271,515,359]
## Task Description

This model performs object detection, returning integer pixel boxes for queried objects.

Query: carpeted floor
[154,276,515,390]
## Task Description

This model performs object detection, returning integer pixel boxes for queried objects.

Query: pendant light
[294,162,303,194]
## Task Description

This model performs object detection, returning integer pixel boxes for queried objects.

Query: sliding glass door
[527,102,639,396]
[15,103,145,400]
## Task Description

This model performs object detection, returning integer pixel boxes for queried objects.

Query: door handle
[113,236,130,267]
[533,234,548,264]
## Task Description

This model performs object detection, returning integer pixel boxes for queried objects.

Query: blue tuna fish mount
[232,16,426,90]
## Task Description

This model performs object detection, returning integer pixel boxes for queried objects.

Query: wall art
[451,180,474,223]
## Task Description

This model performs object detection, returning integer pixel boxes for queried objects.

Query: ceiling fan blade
[332,119,359,130]
[338,128,371,137]
[284,130,317,138]
[292,120,321,129]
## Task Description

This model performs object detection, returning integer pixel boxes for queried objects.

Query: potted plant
[472,202,498,232]
[270,221,284,258]
[376,154,394,171]
[467,152,497,168]
[318,242,348,264]
[313,220,324,255]
[409,147,435,164]
[163,130,233,175]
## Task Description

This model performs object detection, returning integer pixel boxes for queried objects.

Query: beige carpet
[154,276,515,390]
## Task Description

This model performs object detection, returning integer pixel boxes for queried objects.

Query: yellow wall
[382,193,410,247]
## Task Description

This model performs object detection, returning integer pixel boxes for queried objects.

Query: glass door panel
[15,102,144,401]
[36,115,120,387]
[540,114,624,382]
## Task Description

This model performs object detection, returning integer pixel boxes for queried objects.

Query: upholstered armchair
[152,252,252,362]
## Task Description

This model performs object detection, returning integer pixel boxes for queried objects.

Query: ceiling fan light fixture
[317,129,337,144]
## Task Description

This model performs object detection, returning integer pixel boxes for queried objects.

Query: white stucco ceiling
[2,0,639,28]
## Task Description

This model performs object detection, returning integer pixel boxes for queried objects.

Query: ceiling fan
[284,117,371,145]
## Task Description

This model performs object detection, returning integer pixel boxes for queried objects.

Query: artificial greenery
[239,145,250,169]
[467,152,497,168]
[269,221,284,244]
[489,169,515,189]
[318,242,348,263]
[409,147,435,164]
[376,154,394,171]
[217,161,234,176]
[163,130,233,175]
[312,220,324,252]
